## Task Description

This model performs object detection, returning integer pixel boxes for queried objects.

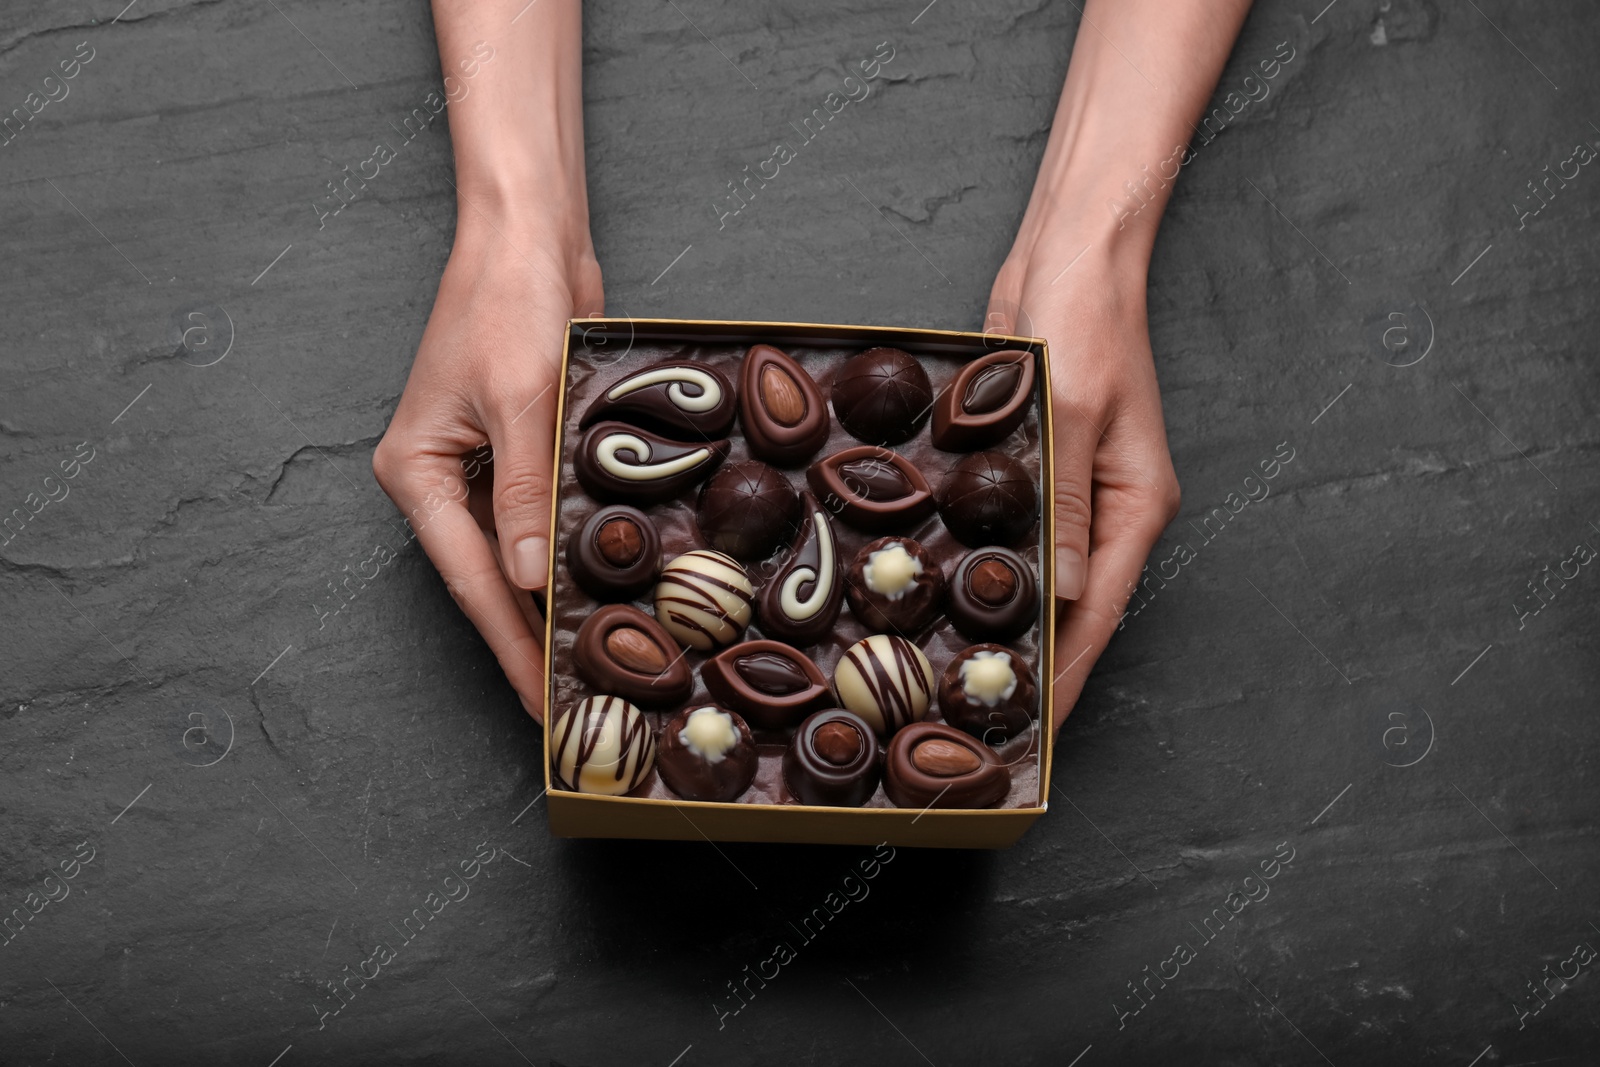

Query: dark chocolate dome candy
[695,461,799,561]
[936,450,1038,547]
[831,347,933,446]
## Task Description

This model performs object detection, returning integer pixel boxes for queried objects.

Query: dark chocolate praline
[575,420,729,505]
[937,643,1038,743]
[883,722,1011,809]
[831,347,933,446]
[739,344,830,466]
[656,705,759,803]
[566,504,661,601]
[783,709,882,808]
[947,546,1038,643]
[845,536,945,634]
[701,640,833,731]
[935,450,1038,547]
[579,359,738,440]
[695,461,799,561]
[931,349,1035,452]
[807,445,935,534]
[757,491,844,646]
[573,604,693,708]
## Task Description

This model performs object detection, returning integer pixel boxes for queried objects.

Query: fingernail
[1055,546,1085,601]
[511,536,549,591]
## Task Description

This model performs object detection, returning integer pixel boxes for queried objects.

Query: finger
[1045,389,1100,601]
[486,371,563,592]
[374,446,548,720]
[1048,490,1169,734]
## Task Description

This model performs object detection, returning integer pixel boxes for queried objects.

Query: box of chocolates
[542,318,1055,849]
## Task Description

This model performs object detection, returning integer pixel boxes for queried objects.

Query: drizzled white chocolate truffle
[654,549,754,651]
[551,696,655,796]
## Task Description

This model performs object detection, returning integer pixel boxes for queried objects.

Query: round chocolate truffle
[656,705,759,803]
[551,695,655,796]
[845,536,945,634]
[833,634,935,736]
[884,722,1010,809]
[948,547,1039,642]
[938,644,1038,743]
[695,461,799,561]
[831,347,934,446]
[936,451,1038,547]
[783,709,882,807]
[566,504,661,600]
[653,549,755,650]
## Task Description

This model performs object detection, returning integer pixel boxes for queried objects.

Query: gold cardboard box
[542,318,1054,849]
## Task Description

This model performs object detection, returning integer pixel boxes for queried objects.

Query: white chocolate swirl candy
[574,420,729,505]
[779,503,837,622]
[596,432,710,481]
[833,634,935,736]
[654,550,755,651]
[579,360,738,438]
[552,696,655,795]
[607,366,723,412]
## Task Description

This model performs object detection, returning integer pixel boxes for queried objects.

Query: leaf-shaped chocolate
[574,420,729,504]
[931,349,1036,452]
[572,604,692,708]
[739,344,829,465]
[806,445,934,533]
[580,360,737,439]
[757,491,844,646]
[701,639,832,730]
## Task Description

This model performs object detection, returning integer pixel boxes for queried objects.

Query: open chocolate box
[541,318,1055,849]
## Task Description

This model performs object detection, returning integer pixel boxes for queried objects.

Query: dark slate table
[2,0,1596,1063]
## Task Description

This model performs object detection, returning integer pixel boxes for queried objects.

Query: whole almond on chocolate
[911,738,981,776]
[761,365,806,426]
[606,627,667,673]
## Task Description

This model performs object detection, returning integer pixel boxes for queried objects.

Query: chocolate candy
[938,644,1038,742]
[572,604,692,708]
[936,451,1037,547]
[552,695,656,796]
[757,491,843,646]
[566,504,661,600]
[845,536,945,634]
[948,547,1038,642]
[783,709,882,807]
[931,350,1035,451]
[807,445,934,534]
[653,549,755,651]
[579,360,737,439]
[883,722,1010,809]
[833,634,935,736]
[701,640,832,730]
[739,344,829,465]
[656,705,759,802]
[831,347,933,446]
[695,461,799,561]
[575,420,729,505]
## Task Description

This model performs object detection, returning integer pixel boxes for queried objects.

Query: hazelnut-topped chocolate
[808,445,934,533]
[938,643,1038,742]
[580,360,738,439]
[936,450,1038,547]
[656,705,759,802]
[739,344,830,465]
[931,350,1035,452]
[696,460,799,561]
[831,347,933,446]
[947,547,1038,642]
[784,709,881,807]
[575,420,729,504]
[845,536,945,634]
[566,504,661,600]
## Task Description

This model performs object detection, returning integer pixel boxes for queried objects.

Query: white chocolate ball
[654,550,754,651]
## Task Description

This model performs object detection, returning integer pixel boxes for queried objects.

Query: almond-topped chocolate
[701,640,832,730]
[807,445,934,534]
[884,722,1011,809]
[572,604,692,708]
[931,349,1035,452]
[579,359,738,439]
[739,344,829,465]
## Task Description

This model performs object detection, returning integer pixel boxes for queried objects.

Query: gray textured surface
[2,0,1597,1063]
